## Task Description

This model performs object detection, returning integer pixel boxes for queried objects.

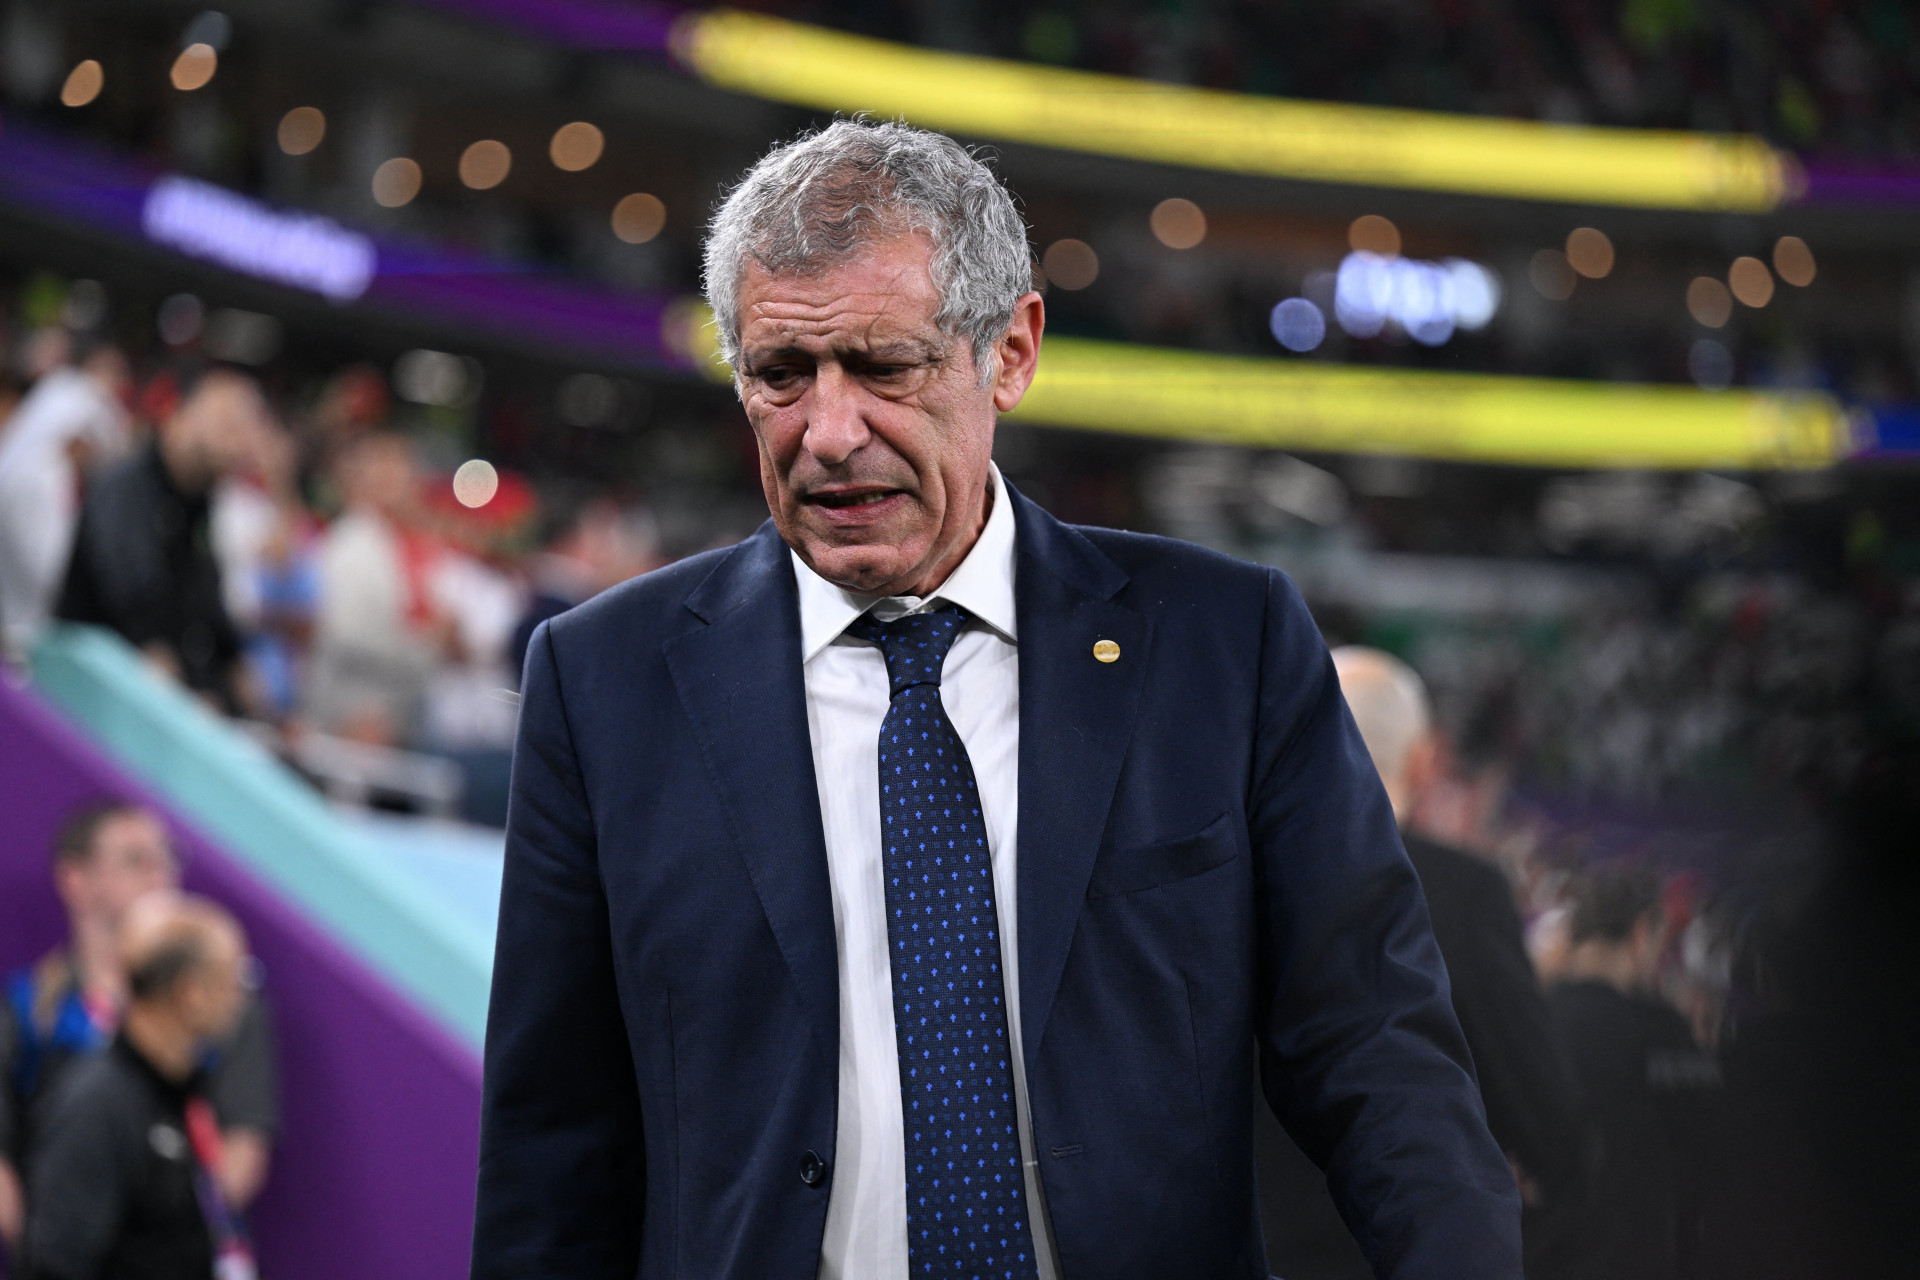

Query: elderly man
[1331,648,1589,1268]
[474,121,1518,1279]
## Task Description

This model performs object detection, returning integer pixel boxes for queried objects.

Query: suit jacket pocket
[1086,812,1236,899]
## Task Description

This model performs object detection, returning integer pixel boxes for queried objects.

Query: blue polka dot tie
[848,604,1039,1280]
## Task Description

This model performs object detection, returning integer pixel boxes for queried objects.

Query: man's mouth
[809,488,903,510]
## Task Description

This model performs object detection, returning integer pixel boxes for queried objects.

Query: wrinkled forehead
[736,236,951,357]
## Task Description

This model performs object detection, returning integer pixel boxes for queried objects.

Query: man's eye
[758,367,800,388]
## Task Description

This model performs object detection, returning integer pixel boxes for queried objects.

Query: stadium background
[0,0,1915,1276]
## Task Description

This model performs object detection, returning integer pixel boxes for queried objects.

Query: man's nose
[801,363,870,466]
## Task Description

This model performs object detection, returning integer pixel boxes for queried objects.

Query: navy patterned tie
[847,604,1039,1280]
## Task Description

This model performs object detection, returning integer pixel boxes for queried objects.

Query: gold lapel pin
[1092,639,1121,663]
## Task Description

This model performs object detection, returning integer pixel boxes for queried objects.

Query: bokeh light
[372,158,423,208]
[60,60,104,108]
[1728,256,1774,308]
[1565,227,1615,279]
[170,43,218,92]
[1150,198,1207,249]
[611,193,666,244]
[1529,249,1577,301]
[550,122,605,172]
[1448,260,1504,330]
[459,140,513,191]
[1773,235,1817,287]
[1042,239,1100,290]
[1348,214,1401,256]
[1687,276,1733,328]
[1333,253,1501,343]
[1270,298,1327,352]
[453,459,500,508]
[278,107,326,156]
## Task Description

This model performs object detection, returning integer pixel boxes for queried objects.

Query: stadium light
[1010,337,1846,470]
[672,11,1792,212]
[60,60,105,108]
[1332,253,1501,345]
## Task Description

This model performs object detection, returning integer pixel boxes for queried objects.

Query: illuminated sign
[141,175,376,302]
[1334,253,1502,345]
[674,11,1792,212]
[1010,336,1846,470]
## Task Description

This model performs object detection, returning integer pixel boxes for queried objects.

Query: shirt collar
[791,462,1018,663]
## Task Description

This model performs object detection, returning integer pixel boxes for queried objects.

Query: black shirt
[1541,978,1723,1280]
[1404,836,1587,1204]
[1253,837,1591,1280]
[56,439,240,705]
[22,1035,216,1280]
[2,954,280,1170]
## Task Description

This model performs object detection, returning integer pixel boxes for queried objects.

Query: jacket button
[799,1150,828,1187]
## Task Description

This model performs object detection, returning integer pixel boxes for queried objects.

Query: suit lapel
[1010,489,1153,1069]
[663,525,839,1063]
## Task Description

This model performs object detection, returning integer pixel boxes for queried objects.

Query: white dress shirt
[796,464,1059,1280]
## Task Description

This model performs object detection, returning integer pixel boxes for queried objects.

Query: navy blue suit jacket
[473,487,1520,1279]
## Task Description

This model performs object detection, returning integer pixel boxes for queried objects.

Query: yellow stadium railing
[1014,337,1846,470]
[673,10,1794,212]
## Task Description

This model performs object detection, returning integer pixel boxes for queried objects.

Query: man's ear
[1405,732,1442,800]
[991,292,1046,414]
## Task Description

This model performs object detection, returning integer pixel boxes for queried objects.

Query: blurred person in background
[416,470,537,824]
[304,432,448,747]
[0,340,133,661]
[211,416,319,724]
[0,803,280,1256]
[507,498,661,682]
[18,893,259,1280]
[13,330,75,387]
[296,364,390,513]
[1538,865,1723,1280]
[1332,646,1590,1269]
[54,365,275,710]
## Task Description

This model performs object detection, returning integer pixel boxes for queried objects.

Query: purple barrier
[0,677,480,1280]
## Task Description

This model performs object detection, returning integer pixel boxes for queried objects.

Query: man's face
[180,924,249,1044]
[58,812,181,931]
[343,436,418,519]
[734,232,1041,596]
[170,372,273,483]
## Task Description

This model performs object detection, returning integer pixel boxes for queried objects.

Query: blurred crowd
[14,0,1915,417]
[803,0,1920,154]
[1242,643,1874,1280]
[0,306,664,826]
[2,267,1911,1273]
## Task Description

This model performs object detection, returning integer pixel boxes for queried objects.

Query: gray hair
[703,119,1032,383]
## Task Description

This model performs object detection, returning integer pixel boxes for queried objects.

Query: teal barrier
[30,625,494,1051]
